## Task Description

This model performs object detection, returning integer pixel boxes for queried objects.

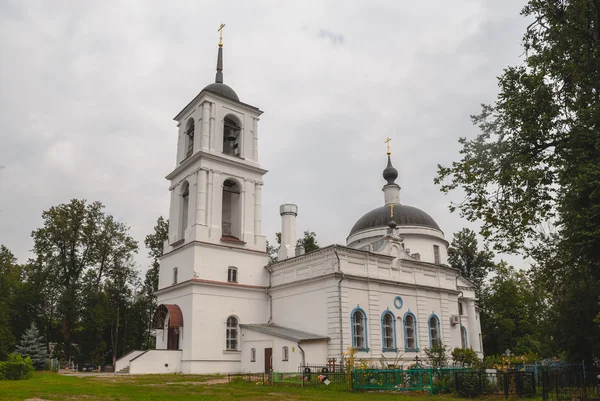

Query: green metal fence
[353,367,472,393]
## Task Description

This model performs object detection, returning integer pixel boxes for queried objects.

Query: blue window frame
[461,325,468,348]
[403,310,418,352]
[351,306,369,351]
[381,309,397,352]
[428,313,441,348]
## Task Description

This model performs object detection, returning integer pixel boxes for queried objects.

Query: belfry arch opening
[221,179,241,240]
[223,116,241,157]
[180,181,190,240]
[185,118,195,159]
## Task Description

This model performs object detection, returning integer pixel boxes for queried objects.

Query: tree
[297,231,320,253]
[434,0,600,363]
[30,199,138,360]
[423,342,449,368]
[14,322,47,370]
[447,228,494,296]
[479,262,548,357]
[267,231,320,264]
[0,245,21,360]
[136,216,169,349]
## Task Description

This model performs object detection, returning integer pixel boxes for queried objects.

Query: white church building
[115,35,483,375]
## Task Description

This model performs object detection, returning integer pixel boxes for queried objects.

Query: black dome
[383,155,398,184]
[349,204,440,236]
[202,82,239,102]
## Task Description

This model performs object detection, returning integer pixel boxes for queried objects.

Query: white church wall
[158,246,194,290]
[129,350,182,374]
[340,279,465,361]
[174,284,268,374]
[240,329,329,373]
[158,243,268,291]
[271,278,335,336]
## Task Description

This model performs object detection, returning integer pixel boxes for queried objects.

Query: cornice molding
[166,151,267,184]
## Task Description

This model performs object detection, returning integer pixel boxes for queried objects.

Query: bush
[0,354,34,380]
[424,343,449,368]
[456,373,481,398]
[452,348,481,368]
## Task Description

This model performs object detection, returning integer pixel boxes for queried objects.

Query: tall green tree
[30,199,138,360]
[137,216,169,349]
[480,262,548,357]
[435,0,600,363]
[0,245,21,359]
[447,228,494,296]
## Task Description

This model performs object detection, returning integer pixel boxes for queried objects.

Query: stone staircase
[116,366,130,374]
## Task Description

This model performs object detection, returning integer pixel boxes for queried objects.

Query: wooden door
[167,327,179,350]
[264,348,273,373]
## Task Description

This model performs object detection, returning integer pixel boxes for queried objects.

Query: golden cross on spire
[218,23,226,47]
[385,137,392,155]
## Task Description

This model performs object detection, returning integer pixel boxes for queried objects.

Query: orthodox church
[115,31,483,375]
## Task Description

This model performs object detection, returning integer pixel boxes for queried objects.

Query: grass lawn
[0,372,459,401]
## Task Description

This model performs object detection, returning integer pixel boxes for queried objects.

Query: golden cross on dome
[218,23,226,47]
[385,137,392,155]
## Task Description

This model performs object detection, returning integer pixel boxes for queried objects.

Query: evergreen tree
[15,322,47,370]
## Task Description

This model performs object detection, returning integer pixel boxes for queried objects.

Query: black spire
[215,45,223,83]
[383,155,398,185]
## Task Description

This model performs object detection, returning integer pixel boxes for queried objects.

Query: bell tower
[159,27,268,290]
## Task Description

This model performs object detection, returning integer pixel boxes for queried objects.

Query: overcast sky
[0,0,530,271]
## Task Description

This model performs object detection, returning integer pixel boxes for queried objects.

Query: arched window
[403,312,418,351]
[282,346,289,361]
[381,310,396,351]
[222,179,241,240]
[227,266,238,283]
[185,118,195,159]
[226,316,238,350]
[180,181,190,240]
[172,267,178,285]
[351,307,368,351]
[223,116,241,157]
[250,348,256,362]
[429,314,441,348]
[461,325,468,349]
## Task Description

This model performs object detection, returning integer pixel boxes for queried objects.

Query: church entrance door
[167,327,179,350]
[264,348,272,373]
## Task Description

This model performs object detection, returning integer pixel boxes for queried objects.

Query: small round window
[394,296,403,309]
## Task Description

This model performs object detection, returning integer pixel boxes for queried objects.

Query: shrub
[424,343,449,368]
[456,373,481,397]
[0,353,35,380]
[452,348,481,368]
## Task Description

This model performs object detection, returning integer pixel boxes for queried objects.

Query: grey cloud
[317,29,345,46]
[0,0,530,270]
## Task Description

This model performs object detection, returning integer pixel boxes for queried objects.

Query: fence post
[429,368,434,395]
[542,371,548,401]
[503,373,509,398]
[455,372,459,396]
